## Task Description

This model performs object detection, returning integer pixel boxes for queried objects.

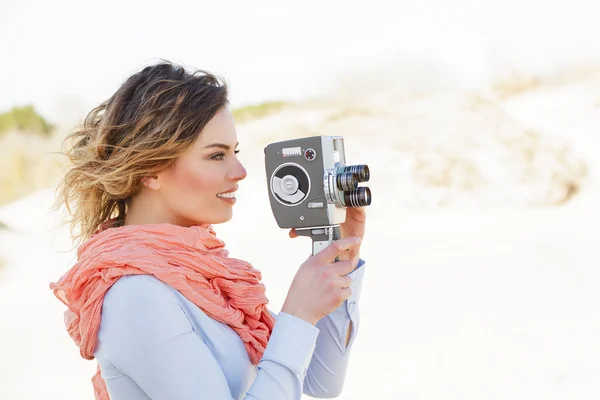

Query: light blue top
[94,259,365,399]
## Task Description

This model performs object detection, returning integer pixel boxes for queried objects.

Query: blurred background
[1,0,599,398]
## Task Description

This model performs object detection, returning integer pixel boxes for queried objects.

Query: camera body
[264,135,371,255]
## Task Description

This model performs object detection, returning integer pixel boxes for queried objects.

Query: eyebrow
[203,142,239,150]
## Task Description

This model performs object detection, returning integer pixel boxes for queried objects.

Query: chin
[197,211,234,226]
[217,212,234,224]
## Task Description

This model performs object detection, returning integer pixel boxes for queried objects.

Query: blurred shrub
[0,131,64,206]
[0,105,54,136]
[233,101,289,123]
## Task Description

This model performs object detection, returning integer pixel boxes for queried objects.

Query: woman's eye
[211,150,240,160]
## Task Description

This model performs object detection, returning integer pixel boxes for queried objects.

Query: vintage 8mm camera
[264,135,371,256]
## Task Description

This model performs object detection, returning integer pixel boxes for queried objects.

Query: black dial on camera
[304,148,316,161]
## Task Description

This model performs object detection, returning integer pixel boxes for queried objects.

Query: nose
[229,157,247,182]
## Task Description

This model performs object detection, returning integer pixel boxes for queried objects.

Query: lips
[216,187,238,198]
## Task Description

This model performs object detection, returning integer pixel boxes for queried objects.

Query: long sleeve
[95,275,320,400]
[302,258,366,398]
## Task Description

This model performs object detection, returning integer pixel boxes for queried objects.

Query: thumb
[289,228,298,238]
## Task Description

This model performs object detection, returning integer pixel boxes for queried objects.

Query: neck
[125,193,180,226]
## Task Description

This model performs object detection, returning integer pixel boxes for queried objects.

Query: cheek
[166,162,220,200]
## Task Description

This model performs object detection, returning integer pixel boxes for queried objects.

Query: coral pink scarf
[50,220,275,400]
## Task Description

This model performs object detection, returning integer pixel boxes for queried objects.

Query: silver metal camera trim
[323,162,346,207]
[269,162,311,207]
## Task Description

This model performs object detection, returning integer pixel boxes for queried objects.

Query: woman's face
[152,107,247,226]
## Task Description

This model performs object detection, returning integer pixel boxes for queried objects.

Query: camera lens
[343,187,372,207]
[336,172,358,191]
[343,165,370,183]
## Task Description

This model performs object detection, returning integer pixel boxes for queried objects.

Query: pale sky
[2,0,599,123]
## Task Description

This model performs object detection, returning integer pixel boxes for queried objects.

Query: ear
[141,174,161,191]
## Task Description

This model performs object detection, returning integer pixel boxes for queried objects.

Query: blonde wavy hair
[55,60,229,246]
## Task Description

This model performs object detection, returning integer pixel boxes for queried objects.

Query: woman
[50,60,367,400]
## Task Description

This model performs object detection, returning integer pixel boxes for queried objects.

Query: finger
[317,237,362,263]
[340,287,353,302]
[347,206,367,221]
[348,205,366,213]
[334,274,352,289]
[289,229,298,238]
[329,260,355,277]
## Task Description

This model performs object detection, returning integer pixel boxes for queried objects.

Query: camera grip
[295,225,342,261]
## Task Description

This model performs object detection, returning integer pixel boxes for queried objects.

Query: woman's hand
[338,206,366,242]
[281,237,362,325]
[289,206,366,268]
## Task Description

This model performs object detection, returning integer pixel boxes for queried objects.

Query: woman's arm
[267,260,367,398]
[302,259,366,398]
[95,275,320,400]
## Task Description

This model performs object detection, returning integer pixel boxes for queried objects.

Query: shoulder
[100,275,191,341]
[95,276,205,382]
[104,274,177,310]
